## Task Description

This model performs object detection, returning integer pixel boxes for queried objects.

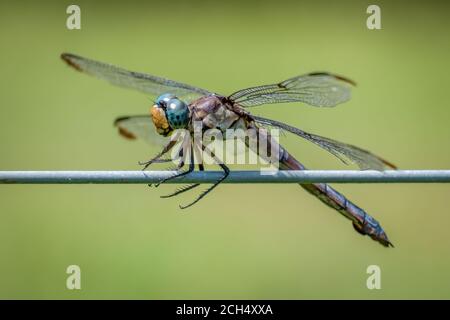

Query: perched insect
[62,53,396,247]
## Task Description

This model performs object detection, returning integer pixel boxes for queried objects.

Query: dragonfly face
[151,93,189,136]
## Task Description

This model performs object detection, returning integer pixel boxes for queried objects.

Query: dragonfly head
[151,94,189,136]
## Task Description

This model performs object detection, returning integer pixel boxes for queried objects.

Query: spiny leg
[149,158,174,164]
[148,147,185,187]
[155,134,194,187]
[160,162,203,198]
[139,139,178,171]
[161,141,205,198]
[154,136,193,187]
[179,144,229,209]
[160,182,200,199]
[194,140,205,172]
[150,148,186,164]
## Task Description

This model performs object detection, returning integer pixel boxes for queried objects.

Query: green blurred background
[0,0,449,299]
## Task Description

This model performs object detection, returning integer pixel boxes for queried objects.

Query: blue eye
[156,93,175,106]
[165,98,189,129]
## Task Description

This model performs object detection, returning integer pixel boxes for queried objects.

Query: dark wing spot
[380,158,397,170]
[308,72,356,86]
[117,127,136,140]
[61,53,83,72]
[334,75,357,86]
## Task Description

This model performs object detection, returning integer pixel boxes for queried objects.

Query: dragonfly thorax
[151,94,190,136]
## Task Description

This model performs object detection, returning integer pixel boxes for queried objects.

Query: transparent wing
[228,72,355,108]
[253,115,396,170]
[114,115,170,146]
[61,53,213,103]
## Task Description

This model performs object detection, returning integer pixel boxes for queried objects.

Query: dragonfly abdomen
[279,152,393,247]
[301,182,392,247]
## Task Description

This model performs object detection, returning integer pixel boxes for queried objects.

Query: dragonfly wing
[114,115,170,146]
[253,115,396,170]
[228,72,355,108]
[61,53,213,103]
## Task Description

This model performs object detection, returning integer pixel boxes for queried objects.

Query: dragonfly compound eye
[155,93,175,107]
[165,98,189,129]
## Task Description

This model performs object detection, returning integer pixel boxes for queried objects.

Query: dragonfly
[61,53,396,247]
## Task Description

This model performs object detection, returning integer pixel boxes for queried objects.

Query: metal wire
[0,170,450,184]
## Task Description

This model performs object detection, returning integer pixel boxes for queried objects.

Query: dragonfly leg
[160,182,200,199]
[139,139,178,171]
[147,158,174,164]
[160,156,203,198]
[179,145,229,209]
[154,143,193,187]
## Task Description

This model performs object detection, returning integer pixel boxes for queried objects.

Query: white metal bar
[0,170,450,184]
